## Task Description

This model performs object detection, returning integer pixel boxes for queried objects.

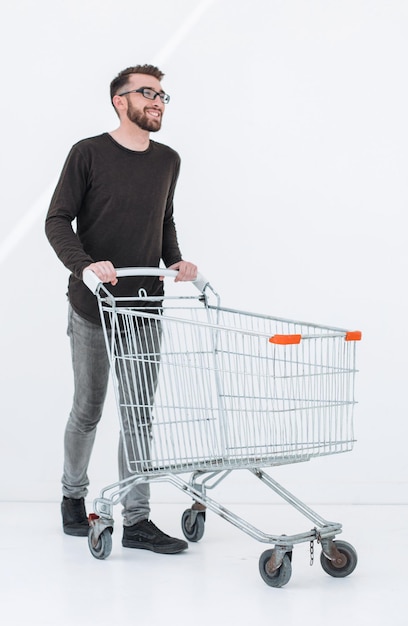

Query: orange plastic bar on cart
[345,331,362,341]
[269,334,302,345]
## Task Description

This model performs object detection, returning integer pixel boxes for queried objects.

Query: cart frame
[84,267,361,587]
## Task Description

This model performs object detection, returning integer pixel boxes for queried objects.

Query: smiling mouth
[146,109,161,118]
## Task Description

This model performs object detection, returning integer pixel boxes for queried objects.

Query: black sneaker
[122,519,188,554]
[61,496,89,537]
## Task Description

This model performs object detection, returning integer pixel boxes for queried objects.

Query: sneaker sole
[122,539,188,554]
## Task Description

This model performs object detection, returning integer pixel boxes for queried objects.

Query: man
[45,64,197,554]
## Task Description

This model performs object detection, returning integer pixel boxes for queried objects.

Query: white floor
[0,501,406,625]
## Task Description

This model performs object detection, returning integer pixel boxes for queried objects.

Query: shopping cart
[83,267,361,587]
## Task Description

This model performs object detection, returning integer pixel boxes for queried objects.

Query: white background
[0,0,406,505]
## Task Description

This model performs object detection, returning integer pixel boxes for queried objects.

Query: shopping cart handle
[83,267,210,295]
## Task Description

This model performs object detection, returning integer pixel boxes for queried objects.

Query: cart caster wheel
[181,509,205,542]
[259,549,292,588]
[88,527,113,560]
[320,540,357,578]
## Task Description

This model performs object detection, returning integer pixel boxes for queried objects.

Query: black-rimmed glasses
[118,87,170,104]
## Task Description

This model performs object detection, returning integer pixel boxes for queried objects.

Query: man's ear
[112,94,126,115]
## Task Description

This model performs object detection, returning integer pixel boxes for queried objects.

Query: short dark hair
[110,64,165,101]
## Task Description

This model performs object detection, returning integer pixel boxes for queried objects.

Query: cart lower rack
[84,267,361,587]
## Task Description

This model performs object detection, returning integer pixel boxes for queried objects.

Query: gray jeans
[63,304,161,526]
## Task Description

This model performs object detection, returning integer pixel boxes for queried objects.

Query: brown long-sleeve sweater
[45,133,183,324]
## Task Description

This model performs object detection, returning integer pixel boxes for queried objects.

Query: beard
[126,104,162,132]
